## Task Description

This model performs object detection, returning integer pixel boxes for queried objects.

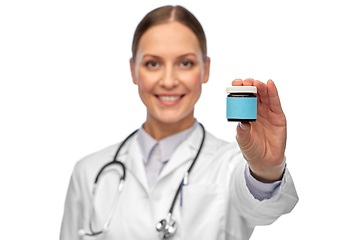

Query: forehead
[137,21,201,57]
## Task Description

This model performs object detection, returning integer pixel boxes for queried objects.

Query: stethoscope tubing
[83,123,205,237]
[168,123,205,214]
[93,128,139,185]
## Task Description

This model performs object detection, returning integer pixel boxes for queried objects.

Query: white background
[1,0,359,239]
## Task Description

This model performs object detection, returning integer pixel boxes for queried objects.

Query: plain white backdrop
[1,0,359,239]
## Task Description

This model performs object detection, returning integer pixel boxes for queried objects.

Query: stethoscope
[79,123,205,239]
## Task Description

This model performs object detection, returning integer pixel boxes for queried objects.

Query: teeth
[158,95,181,101]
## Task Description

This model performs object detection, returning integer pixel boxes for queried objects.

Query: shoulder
[206,131,243,168]
[189,124,241,159]
[186,125,244,185]
[204,128,240,156]
[72,141,124,180]
[78,143,119,166]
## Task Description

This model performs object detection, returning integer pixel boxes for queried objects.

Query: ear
[130,58,137,85]
[202,56,211,84]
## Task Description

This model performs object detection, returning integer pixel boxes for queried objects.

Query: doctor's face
[130,21,210,125]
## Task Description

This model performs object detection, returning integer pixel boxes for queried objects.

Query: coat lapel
[119,133,150,193]
[157,125,205,182]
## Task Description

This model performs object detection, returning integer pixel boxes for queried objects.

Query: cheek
[182,70,203,96]
[137,68,158,94]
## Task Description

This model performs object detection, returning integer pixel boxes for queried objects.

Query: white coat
[60,124,298,240]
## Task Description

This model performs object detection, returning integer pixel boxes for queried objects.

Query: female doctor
[60,5,298,240]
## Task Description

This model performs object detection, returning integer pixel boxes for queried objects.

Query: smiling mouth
[155,95,185,101]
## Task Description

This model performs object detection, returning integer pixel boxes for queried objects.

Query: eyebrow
[142,54,161,59]
[177,53,197,58]
[142,53,197,59]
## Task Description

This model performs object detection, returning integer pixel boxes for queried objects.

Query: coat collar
[137,120,198,165]
[111,123,217,192]
[157,124,207,183]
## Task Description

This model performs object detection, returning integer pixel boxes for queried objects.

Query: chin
[152,109,194,125]
[156,115,187,124]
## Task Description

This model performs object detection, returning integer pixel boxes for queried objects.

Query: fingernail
[238,122,246,130]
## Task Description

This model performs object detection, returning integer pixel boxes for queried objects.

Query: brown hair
[131,5,207,61]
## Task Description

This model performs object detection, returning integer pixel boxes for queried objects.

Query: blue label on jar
[226,97,257,120]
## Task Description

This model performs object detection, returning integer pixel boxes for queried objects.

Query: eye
[146,61,160,69]
[179,60,193,68]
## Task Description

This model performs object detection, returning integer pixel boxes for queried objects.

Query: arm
[234,78,286,183]
[60,164,83,240]
[230,78,298,226]
[230,159,298,228]
[244,163,282,201]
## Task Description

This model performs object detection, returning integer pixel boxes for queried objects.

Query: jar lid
[226,86,257,93]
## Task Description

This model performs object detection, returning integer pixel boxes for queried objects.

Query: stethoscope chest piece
[156,213,178,239]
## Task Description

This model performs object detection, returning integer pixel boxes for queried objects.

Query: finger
[232,79,243,86]
[254,80,268,104]
[236,121,251,148]
[243,78,255,86]
[267,79,283,114]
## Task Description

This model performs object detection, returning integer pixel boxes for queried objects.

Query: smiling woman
[60,5,298,240]
[130,20,210,140]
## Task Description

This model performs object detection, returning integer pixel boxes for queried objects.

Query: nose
[159,65,179,89]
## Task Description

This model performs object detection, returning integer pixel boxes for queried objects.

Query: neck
[143,113,195,141]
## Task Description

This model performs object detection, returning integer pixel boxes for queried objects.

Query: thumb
[236,122,251,148]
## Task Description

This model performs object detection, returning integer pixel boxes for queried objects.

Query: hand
[233,78,286,183]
